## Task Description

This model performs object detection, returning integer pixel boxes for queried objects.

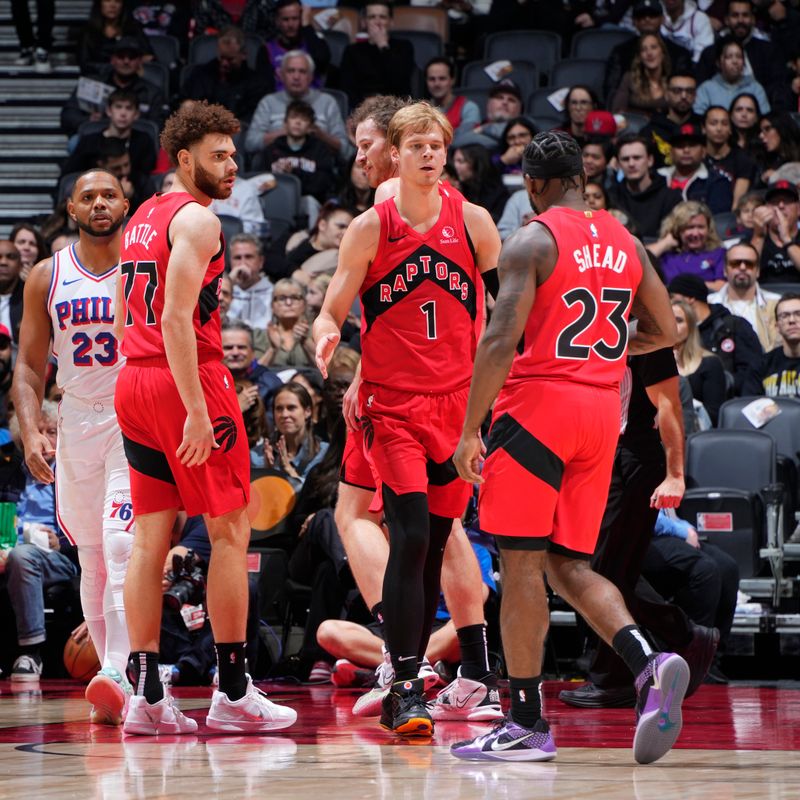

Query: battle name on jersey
[124,222,158,251]
[378,253,471,303]
[574,243,628,274]
[55,296,114,331]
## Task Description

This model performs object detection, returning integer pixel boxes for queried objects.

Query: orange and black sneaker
[379,678,433,737]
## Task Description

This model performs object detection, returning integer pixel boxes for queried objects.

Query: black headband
[523,152,583,179]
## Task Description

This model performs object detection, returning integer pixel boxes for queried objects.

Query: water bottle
[0,501,17,550]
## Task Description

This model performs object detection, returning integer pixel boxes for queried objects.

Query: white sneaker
[352,645,393,717]
[431,670,504,721]
[86,667,133,725]
[123,692,199,736]
[206,675,297,733]
[418,658,444,691]
[34,47,51,73]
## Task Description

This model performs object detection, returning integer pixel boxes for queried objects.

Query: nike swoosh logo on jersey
[489,731,537,751]
[388,234,407,242]
[62,278,82,286]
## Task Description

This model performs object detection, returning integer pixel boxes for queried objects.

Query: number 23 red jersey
[507,207,643,389]
[359,187,483,393]
[119,192,225,362]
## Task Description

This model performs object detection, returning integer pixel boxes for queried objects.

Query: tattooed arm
[628,239,679,355]
[453,223,550,482]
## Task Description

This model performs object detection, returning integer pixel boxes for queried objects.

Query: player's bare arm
[312,209,379,377]
[11,258,56,483]
[646,375,686,509]
[453,223,548,483]
[463,202,502,283]
[164,203,222,468]
[629,240,679,355]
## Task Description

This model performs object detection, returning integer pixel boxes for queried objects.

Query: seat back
[461,60,540,102]
[148,34,181,69]
[321,29,350,67]
[713,210,738,240]
[550,58,607,102]
[394,6,449,42]
[188,33,265,70]
[142,61,169,95]
[217,214,244,268]
[685,429,776,491]
[392,29,443,73]
[620,111,649,134]
[485,31,562,82]
[453,87,490,120]
[321,87,349,121]
[570,28,635,60]
[258,172,303,226]
[718,397,800,463]
[527,87,564,119]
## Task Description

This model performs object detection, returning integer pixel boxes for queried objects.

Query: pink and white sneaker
[86,667,132,726]
[123,692,199,736]
[206,675,297,733]
[431,671,504,722]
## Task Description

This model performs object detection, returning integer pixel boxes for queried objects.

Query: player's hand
[453,431,485,484]
[176,412,218,467]
[650,474,684,509]
[342,373,362,432]
[71,621,89,644]
[23,433,56,484]
[315,332,340,378]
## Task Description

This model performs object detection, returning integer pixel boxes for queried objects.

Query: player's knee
[316,619,340,650]
[104,531,133,589]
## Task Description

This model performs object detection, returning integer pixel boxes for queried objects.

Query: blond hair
[659,200,722,249]
[673,299,713,375]
[386,101,453,151]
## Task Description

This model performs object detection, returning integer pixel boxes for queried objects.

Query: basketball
[63,635,100,682]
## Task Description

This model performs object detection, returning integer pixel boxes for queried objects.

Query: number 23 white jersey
[48,243,124,401]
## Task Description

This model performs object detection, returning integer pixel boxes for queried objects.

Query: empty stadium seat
[570,27,635,60]
[392,30,443,73]
[550,58,607,102]
[484,31,562,83]
[461,60,540,102]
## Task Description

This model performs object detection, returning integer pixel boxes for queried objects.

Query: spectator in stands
[222,320,283,407]
[703,105,756,208]
[457,80,523,151]
[641,72,702,168]
[261,278,315,367]
[95,137,146,213]
[228,233,274,331]
[79,0,149,67]
[668,272,763,394]
[672,299,728,424]
[129,2,191,41]
[649,201,726,289]
[262,100,340,210]
[748,180,800,284]
[11,0,53,72]
[235,378,269,466]
[660,0,715,63]
[493,117,536,177]
[584,179,610,211]
[304,275,331,322]
[209,175,267,237]
[708,242,781,351]
[451,144,509,223]
[266,0,330,88]
[286,201,354,274]
[582,137,615,191]
[246,51,350,157]
[0,241,24,345]
[694,40,771,117]
[610,33,671,117]
[181,26,273,123]
[219,273,234,324]
[608,134,682,240]
[730,189,762,240]
[425,58,481,148]
[339,2,415,108]
[62,90,157,177]
[559,85,598,147]
[337,157,374,215]
[496,190,534,241]
[604,0,692,103]
[193,0,274,36]
[1,401,78,683]
[755,113,800,187]
[729,92,762,153]
[742,292,800,397]
[9,224,46,283]
[61,37,167,135]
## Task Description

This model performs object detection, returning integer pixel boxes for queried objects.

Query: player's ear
[177,148,192,171]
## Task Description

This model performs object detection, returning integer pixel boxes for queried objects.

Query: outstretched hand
[315,332,340,378]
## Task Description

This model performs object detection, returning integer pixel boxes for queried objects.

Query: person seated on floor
[0,402,79,682]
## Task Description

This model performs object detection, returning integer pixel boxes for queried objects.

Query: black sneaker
[11,654,43,682]
[14,48,33,67]
[379,678,433,737]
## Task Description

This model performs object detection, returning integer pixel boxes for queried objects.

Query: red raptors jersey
[119,192,225,361]
[360,187,483,393]
[508,207,643,389]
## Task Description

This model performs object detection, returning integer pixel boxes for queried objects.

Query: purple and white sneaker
[633,652,689,765]
[450,717,556,762]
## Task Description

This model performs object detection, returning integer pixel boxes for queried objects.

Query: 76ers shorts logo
[212,415,238,453]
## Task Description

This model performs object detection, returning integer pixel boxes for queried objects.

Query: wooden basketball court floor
[0,679,797,799]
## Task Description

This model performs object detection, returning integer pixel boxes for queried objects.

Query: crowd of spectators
[3,0,800,684]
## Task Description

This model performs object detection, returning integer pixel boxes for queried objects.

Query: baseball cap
[111,37,144,56]
[0,324,11,346]
[668,273,708,303]
[489,79,522,102]
[633,0,664,18]
[765,179,799,203]
[670,122,705,145]
[584,110,616,137]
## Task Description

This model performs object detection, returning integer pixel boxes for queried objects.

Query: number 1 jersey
[119,192,225,362]
[359,188,483,393]
[508,207,643,390]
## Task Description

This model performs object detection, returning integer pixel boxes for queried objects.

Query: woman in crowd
[79,0,149,66]
[695,40,770,117]
[286,202,354,274]
[451,144,509,223]
[260,278,316,368]
[729,92,762,153]
[647,201,726,290]
[560,85,599,145]
[703,105,755,208]
[672,299,728,426]
[584,179,610,211]
[494,117,536,176]
[236,378,270,467]
[756,112,800,187]
[10,223,47,281]
[610,33,670,116]
[337,158,374,215]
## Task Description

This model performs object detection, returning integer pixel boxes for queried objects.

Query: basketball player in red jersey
[451,131,686,765]
[337,97,502,723]
[115,101,296,735]
[314,102,501,737]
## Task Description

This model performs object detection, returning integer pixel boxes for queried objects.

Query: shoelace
[395,692,432,715]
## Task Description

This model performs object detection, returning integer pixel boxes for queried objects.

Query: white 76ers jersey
[48,244,124,401]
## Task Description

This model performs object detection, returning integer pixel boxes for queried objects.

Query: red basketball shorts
[358,381,471,519]
[115,359,250,518]
[479,379,620,556]
[340,426,377,492]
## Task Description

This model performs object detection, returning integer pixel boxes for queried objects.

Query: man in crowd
[660,0,714,63]
[458,80,524,151]
[265,0,330,86]
[222,320,282,408]
[227,233,274,331]
[749,180,800,284]
[641,73,702,168]
[425,57,481,147]
[0,241,24,344]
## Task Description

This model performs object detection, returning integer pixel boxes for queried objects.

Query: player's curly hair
[349,95,412,136]
[160,101,240,166]
[522,130,584,191]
